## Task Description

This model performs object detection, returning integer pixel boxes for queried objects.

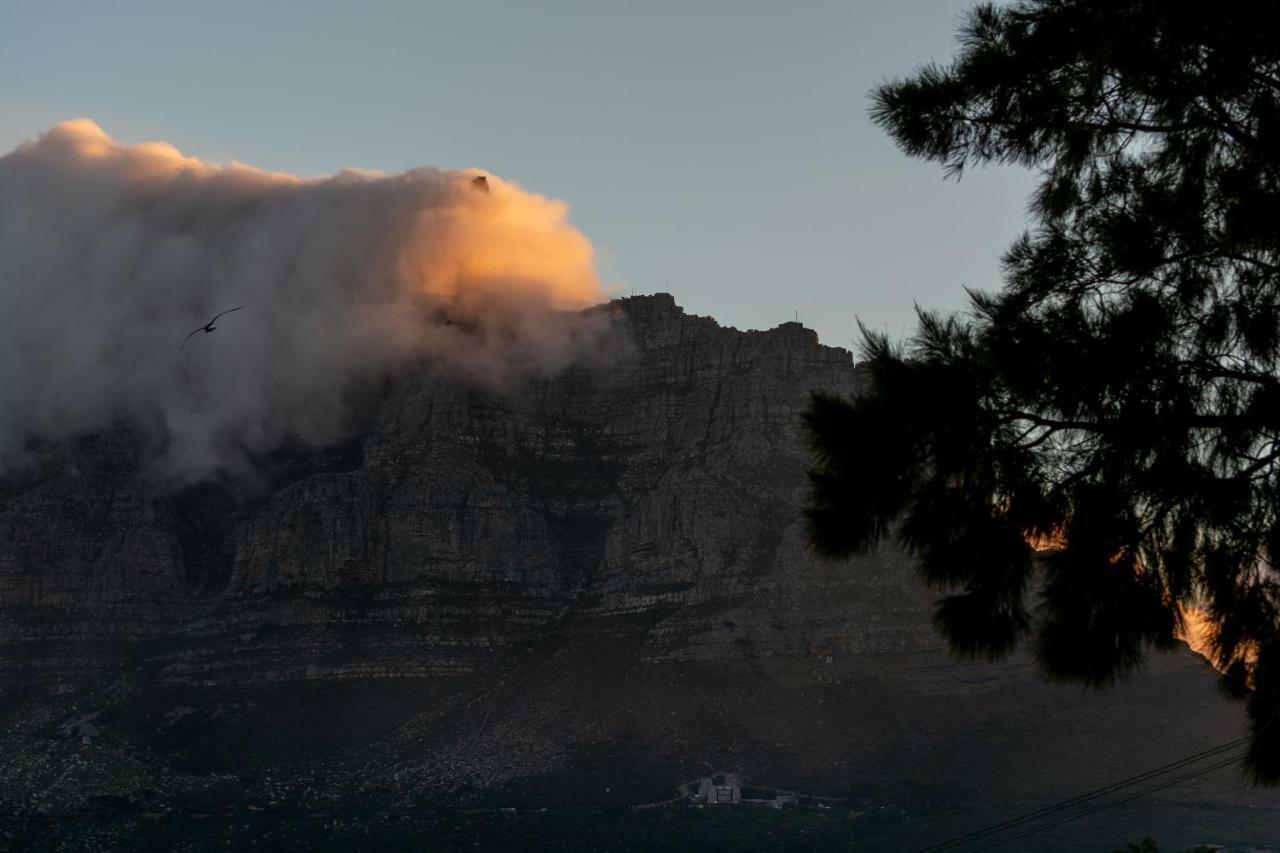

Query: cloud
[0,120,614,481]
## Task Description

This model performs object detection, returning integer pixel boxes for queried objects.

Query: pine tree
[805,0,1280,780]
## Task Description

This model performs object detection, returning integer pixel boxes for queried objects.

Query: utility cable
[961,753,1245,852]
[914,734,1252,852]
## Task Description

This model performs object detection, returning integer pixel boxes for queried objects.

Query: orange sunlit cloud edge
[0,120,620,480]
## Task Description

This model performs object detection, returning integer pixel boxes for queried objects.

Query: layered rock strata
[0,294,934,690]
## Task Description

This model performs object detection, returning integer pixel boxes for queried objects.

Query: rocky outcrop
[0,294,935,690]
[3,296,1276,852]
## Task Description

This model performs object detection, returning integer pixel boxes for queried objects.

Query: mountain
[1,295,1277,851]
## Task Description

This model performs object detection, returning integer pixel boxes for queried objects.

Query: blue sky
[1,0,1035,350]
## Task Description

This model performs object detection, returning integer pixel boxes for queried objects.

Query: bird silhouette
[181,306,244,349]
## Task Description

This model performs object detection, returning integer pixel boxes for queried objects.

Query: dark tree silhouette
[805,0,1280,780]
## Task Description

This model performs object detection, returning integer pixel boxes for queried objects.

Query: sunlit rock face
[0,294,935,688]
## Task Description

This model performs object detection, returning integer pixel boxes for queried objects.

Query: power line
[914,734,1252,853]
[962,753,1245,853]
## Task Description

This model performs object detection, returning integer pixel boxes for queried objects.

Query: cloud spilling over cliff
[0,120,613,480]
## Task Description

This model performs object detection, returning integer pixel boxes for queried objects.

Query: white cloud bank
[0,120,613,480]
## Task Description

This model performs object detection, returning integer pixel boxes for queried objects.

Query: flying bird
[471,175,489,193]
[181,306,244,349]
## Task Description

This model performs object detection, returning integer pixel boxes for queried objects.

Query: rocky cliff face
[0,293,934,689]
[2,296,1274,851]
